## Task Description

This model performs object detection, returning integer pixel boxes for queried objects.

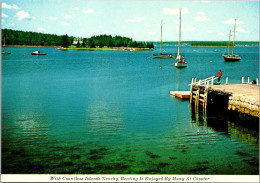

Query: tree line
[2,29,74,47]
[190,41,228,47]
[78,35,154,49]
[2,29,154,49]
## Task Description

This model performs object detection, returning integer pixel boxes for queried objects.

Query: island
[2,29,155,51]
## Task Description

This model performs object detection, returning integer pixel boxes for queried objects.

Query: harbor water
[1,46,259,174]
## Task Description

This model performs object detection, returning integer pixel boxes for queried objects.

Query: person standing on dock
[217,70,222,84]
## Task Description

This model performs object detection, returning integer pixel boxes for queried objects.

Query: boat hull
[222,54,241,62]
[175,61,187,68]
[153,54,173,59]
[31,52,46,55]
[2,52,11,54]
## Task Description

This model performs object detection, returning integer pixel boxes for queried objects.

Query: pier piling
[189,76,259,118]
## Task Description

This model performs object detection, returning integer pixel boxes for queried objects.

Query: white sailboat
[175,8,187,68]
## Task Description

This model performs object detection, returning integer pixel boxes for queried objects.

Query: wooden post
[247,77,250,84]
[190,85,194,104]
[242,77,244,83]
[225,77,228,84]
[194,78,197,84]
[256,78,259,85]
[195,87,200,109]
[211,77,214,85]
[203,87,208,115]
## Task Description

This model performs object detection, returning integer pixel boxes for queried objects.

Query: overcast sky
[1,0,259,41]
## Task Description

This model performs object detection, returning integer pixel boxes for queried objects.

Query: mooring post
[190,78,194,104]
[242,77,244,84]
[247,77,250,84]
[225,77,228,84]
[203,86,208,113]
[190,85,194,104]
[256,78,259,85]
[195,87,200,109]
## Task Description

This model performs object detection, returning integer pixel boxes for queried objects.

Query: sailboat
[222,19,241,62]
[153,20,173,59]
[175,8,187,68]
[2,38,11,54]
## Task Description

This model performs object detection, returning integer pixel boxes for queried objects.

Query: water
[1,46,259,174]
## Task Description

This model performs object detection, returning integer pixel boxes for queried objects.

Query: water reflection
[190,106,259,147]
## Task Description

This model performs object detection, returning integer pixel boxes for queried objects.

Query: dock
[170,91,190,99]
[171,76,259,118]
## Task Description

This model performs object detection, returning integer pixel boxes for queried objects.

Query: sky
[1,0,259,41]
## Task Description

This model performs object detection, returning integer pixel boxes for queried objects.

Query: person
[217,70,222,83]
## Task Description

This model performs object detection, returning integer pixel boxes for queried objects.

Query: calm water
[1,46,259,174]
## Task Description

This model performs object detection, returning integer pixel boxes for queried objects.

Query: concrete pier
[190,83,259,118]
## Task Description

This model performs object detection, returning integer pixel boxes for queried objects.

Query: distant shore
[56,47,155,51]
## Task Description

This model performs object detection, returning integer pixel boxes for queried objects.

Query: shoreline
[56,47,155,51]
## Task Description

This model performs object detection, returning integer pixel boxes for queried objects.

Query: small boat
[175,9,187,68]
[2,38,11,54]
[215,49,220,52]
[2,50,11,54]
[222,19,241,62]
[31,51,47,55]
[153,20,173,59]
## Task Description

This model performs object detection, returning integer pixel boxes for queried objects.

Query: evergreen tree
[62,34,70,48]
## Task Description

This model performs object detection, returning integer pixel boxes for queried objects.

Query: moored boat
[153,20,173,59]
[2,50,11,54]
[2,38,11,54]
[175,8,187,68]
[31,51,47,55]
[222,19,241,62]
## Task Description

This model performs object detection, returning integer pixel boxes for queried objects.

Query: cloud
[64,14,72,19]
[38,27,46,31]
[207,30,213,33]
[198,11,205,15]
[186,26,197,31]
[83,9,94,14]
[236,27,246,33]
[163,7,189,15]
[48,17,58,21]
[7,23,15,26]
[2,3,19,9]
[145,24,151,28]
[218,33,225,37]
[163,8,179,15]
[148,32,156,35]
[15,11,35,21]
[222,19,243,24]
[2,13,8,18]
[195,16,210,22]
[74,7,79,11]
[151,18,156,21]
[125,17,144,22]
[201,1,211,3]
[60,22,70,26]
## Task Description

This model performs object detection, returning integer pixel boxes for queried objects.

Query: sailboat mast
[178,9,181,57]
[228,30,231,56]
[232,19,236,56]
[160,20,162,54]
